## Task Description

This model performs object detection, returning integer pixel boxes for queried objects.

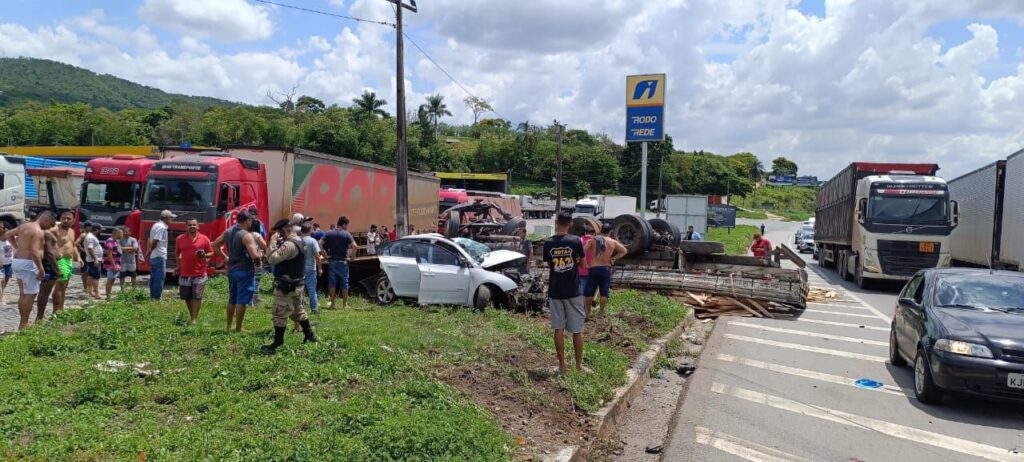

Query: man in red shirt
[175,218,213,325]
[750,233,772,258]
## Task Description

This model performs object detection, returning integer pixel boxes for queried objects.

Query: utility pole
[640,141,648,219]
[389,0,417,237]
[554,121,565,215]
[657,148,664,216]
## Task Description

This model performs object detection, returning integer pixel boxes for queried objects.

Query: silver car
[373,234,529,309]
[797,231,815,253]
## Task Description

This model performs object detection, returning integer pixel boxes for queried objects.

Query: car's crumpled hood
[480,250,526,270]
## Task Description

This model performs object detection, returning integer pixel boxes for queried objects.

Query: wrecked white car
[373,234,543,309]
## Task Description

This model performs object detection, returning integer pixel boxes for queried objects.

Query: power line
[402,32,508,121]
[253,0,394,27]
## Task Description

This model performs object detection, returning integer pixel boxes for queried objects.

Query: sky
[2,0,1024,179]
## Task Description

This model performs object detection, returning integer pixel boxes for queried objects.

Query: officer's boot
[300,319,318,343]
[261,326,286,355]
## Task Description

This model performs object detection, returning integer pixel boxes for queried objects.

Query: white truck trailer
[572,195,636,219]
[948,149,1024,270]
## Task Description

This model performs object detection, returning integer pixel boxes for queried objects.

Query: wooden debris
[669,291,796,319]
[807,287,838,302]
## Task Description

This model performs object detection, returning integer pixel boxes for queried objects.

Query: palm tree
[421,94,452,135]
[352,91,388,118]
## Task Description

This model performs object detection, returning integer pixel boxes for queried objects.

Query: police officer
[261,219,317,355]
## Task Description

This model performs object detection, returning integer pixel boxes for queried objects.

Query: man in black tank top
[261,219,317,354]
[212,212,262,332]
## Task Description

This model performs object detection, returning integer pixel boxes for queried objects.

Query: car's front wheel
[472,285,492,311]
[914,348,944,404]
[375,275,396,305]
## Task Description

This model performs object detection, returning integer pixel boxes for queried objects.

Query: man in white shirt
[83,223,103,298]
[148,210,175,300]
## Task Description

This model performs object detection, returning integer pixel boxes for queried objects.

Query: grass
[510,182,555,197]
[733,185,816,222]
[707,225,758,255]
[0,278,687,460]
[736,209,769,220]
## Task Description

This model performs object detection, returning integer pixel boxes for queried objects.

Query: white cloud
[138,0,273,42]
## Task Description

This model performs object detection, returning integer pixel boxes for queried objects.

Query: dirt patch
[439,338,593,460]
[581,312,654,357]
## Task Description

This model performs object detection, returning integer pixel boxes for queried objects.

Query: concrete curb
[548,308,696,462]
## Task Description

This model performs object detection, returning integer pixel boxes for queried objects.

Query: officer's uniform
[261,221,317,354]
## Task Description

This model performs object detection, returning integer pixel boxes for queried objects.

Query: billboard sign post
[626,73,666,219]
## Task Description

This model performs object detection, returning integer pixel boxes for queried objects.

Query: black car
[889,268,1024,404]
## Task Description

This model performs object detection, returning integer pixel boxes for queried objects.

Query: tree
[463,96,493,124]
[421,94,452,135]
[296,95,325,113]
[772,156,798,176]
[352,91,389,119]
[729,152,764,180]
[266,84,299,112]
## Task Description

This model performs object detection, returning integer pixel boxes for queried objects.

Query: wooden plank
[744,298,774,318]
[777,244,806,268]
[724,296,763,318]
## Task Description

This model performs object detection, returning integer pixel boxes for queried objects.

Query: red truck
[79,155,157,271]
[143,146,440,271]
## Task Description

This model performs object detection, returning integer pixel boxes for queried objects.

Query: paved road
[663,220,1024,462]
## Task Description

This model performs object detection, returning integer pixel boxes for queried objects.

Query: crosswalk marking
[716,354,905,396]
[723,334,888,362]
[710,383,1024,462]
[802,309,881,320]
[793,318,889,331]
[695,426,812,462]
[729,321,888,346]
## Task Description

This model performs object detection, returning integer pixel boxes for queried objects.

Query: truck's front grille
[876,240,941,277]
[167,230,184,268]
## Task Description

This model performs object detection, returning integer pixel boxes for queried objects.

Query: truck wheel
[444,211,461,238]
[612,214,653,255]
[472,285,492,311]
[500,217,527,237]
[839,251,852,281]
[855,261,871,290]
[648,218,681,247]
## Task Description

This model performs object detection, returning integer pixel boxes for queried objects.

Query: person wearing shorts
[53,211,79,314]
[175,218,212,325]
[213,212,262,332]
[103,228,123,300]
[0,227,12,303]
[542,213,587,374]
[582,225,628,318]
[321,216,356,310]
[118,229,140,289]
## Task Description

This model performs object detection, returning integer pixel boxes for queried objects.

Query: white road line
[723,334,888,362]
[710,383,1024,462]
[843,290,893,325]
[695,426,812,462]
[794,318,889,331]
[803,309,881,320]
[807,302,870,310]
[716,354,904,396]
[729,321,888,346]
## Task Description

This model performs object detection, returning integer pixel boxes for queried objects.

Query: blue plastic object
[854,378,883,389]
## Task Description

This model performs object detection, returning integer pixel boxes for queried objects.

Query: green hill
[0,57,238,110]
[733,185,817,221]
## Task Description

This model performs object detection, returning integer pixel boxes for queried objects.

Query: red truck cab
[140,152,268,272]
[80,155,156,270]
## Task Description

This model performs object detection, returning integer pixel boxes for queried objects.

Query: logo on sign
[633,80,658,100]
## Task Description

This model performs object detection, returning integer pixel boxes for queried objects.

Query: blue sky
[2,0,1024,178]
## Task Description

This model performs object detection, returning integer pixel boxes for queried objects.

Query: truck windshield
[143,178,215,210]
[869,193,948,225]
[83,181,138,210]
[574,204,595,215]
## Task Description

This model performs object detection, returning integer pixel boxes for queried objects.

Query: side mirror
[898,297,920,311]
[951,200,960,228]
[857,198,867,224]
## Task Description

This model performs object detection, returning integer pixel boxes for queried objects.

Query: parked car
[373,234,533,309]
[889,268,1024,404]
[796,231,815,253]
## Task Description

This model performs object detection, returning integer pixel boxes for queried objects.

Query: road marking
[794,318,889,331]
[803,309,881,320]
[723,334,888,362]
[710,383,1024,462]
[695,426,812,462]
[842,290,893,325]
[716,354,904,396]
[807,302,870,310]
[729,321,888,346]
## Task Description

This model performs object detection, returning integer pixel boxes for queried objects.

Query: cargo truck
[572,195,636,219]
[148,146,441,271]
[0,155,27,228]
[948,149,1024,270]
[815,163,958,288]
[27,167,83,218]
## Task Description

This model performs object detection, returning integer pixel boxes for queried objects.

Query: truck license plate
[919,242,936,253]
[1009,373,1024,390]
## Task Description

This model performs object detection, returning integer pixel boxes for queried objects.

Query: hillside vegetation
[733,185,817,221]
[0,58,236,110]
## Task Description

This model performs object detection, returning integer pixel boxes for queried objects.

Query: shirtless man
[53,211,80,313]
[4,211,56,330]
[582,224,628,318]
[34,231,61,323]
